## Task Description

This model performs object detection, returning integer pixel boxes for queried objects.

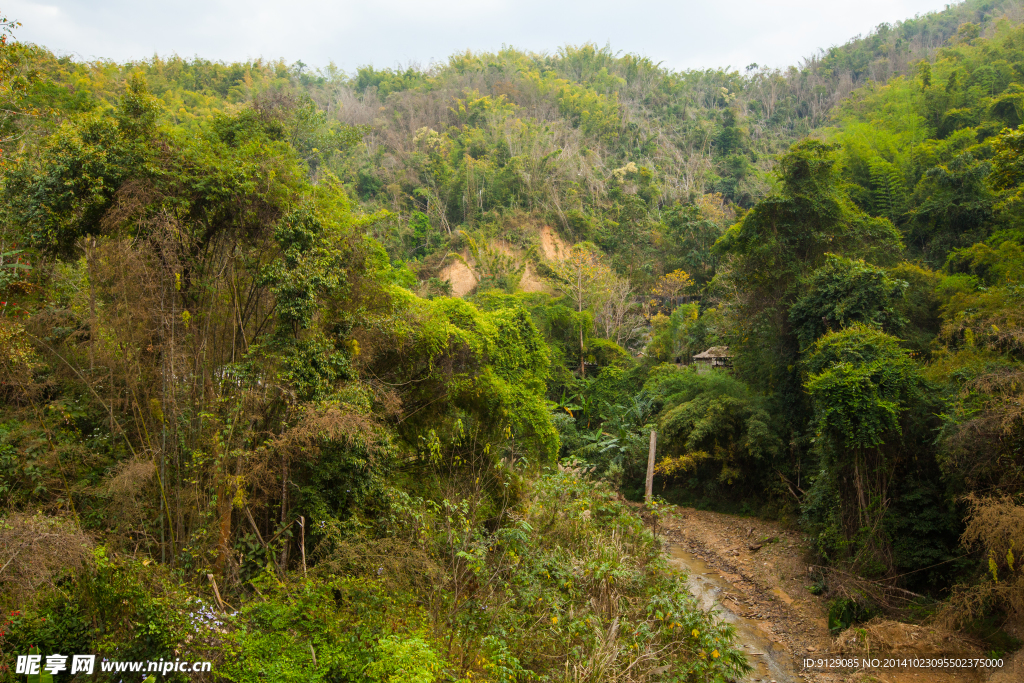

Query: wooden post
[300,516,307,577]
[645,430,657,504]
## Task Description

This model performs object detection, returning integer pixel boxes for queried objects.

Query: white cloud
[7,0,959,72]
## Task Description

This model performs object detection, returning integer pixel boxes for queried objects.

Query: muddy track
[661,507,830,682]
[658,506,1009,683]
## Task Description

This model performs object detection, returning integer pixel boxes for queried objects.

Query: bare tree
[594,272,645,349]
[549,243,609,375]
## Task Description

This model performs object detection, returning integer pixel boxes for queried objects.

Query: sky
[8,0,957,73]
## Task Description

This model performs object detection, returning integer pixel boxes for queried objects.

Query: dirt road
[659,506,1012,683]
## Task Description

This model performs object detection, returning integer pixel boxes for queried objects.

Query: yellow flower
[551,616,558,624]
[691,629,700,638]
[712,649,720,659]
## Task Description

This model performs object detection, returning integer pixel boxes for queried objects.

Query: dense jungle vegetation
[2,0,1024,680]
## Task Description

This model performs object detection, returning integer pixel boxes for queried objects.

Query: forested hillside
[2,0,1024,680]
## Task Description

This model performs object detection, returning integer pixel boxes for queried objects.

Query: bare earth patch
[519,261,550,293]
[660,507,1000,683]
[539,225,568,261]
[439,257,477,297]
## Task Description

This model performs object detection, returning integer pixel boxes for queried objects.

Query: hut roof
[693,346,730,360]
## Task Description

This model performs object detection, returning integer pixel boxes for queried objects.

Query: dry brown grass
[0,318,46,404]
[834,617,984,657]
[961,494,1024,561]
[103,457,157,499]
[312,536,441,593]
[937,495,1024,629]
[0,512,93,606]
[271,402,384,453]
[97,457,159,551]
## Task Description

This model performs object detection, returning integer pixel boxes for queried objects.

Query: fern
[867,157,908,223]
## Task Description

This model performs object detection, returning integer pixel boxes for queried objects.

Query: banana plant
[24,647,53,683]
[553,387,581,417]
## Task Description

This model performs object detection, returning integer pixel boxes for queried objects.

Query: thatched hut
[692,346,731,374]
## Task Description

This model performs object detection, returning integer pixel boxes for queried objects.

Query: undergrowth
[0,469,749,682]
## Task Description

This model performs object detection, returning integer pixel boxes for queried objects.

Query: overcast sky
[8,0,957,73]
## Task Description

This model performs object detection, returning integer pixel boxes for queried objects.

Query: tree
[867,157,908,224]
[0,12,44,155]
[803,324,927,570]
[716,140,903,300]
[988,126,1024,232]
[651,269,693,309]
[932,238,1024,494]
[5,75,159,258]
[789,254,908,350]
[646,365,781,493]
[990,127,1024,198]
[714,140,905,452]
[549,242,612,376]
[656,203,724,286]
[593,271,645,350]
[909,152,994,264]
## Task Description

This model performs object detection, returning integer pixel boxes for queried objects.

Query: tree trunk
[645,431,657,503]
[579,324,585,377]
[213,438,232,575]
[87,239,97,372]
[280,453,290,571]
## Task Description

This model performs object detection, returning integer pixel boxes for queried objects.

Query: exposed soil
[659,507,1008,683]
[439,257,477,297]
[539,225,569,261]
[436,226,566,298]
[519,261,551,293]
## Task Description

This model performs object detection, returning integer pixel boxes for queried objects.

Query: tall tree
[715,140,903,389]
[549,242,611,375]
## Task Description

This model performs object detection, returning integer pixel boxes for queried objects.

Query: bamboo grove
[1,0,1024,680]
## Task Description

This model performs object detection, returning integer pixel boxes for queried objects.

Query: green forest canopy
[2,0,1024,679]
